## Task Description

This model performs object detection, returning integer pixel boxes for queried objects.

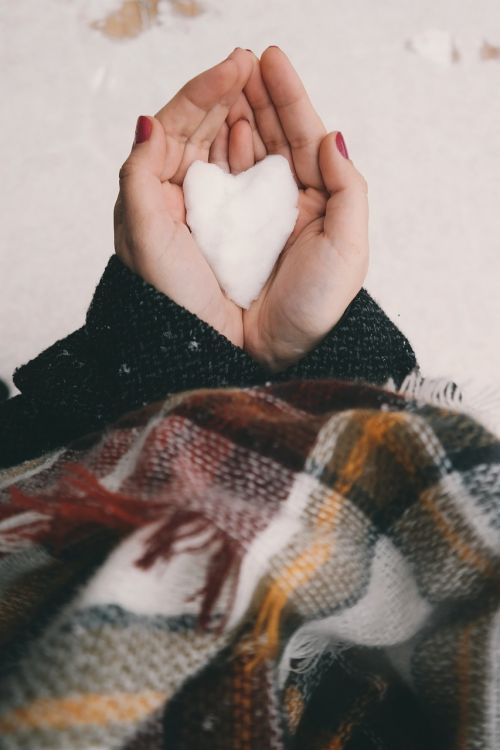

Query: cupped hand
[115,46,369,373]
[224,47,370,371]
[114,49,255,348]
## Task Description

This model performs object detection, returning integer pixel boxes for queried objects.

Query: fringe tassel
[389,370,500,437]
[3,464,165,554]
[137,510,244,631]
[244,540,331,672]
[278,628,352,687]
[388,370,464,409]
[3,464,244,631]
[245,585,289,670]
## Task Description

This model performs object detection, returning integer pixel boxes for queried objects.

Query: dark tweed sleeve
[0,256,416,468]
[276,288,417,387]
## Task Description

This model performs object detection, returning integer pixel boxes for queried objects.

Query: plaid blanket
[0,378,499,749]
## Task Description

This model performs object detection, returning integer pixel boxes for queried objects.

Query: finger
[209,121,230,172]
[260,46,326,189]
[227,92,267,161]
[171,49,254,183]
[153,57,236,181]
[243,52,296,177]
[228,119,255,174]
[320,131,369,275]
[116,115,176,266]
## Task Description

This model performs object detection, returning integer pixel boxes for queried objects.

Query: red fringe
[136,510,211,568]
[196,533,243,630]
[137,510,243,631]
[4,464,242,630]
[5,464,165,553]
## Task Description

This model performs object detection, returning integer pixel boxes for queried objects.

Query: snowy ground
[1,0,499,396]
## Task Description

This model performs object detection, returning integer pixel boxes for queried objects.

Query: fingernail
[336,131,349,159]
[134,115,152,145]
[245,48,253,53]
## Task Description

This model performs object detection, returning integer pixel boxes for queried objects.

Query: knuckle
[265,137,288,152]
[113,194,123,222]
[290,134,316,150]
[188,134,212,151]
[118,159,137,183]
[354,171,369,195]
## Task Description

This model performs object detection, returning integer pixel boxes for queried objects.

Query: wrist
[243,299,326,373]
[244,325,316,374]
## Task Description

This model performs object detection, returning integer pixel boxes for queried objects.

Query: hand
[224,48,370,371]
[114,49,255,348]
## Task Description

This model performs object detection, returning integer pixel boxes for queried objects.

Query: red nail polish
[336,131,349,159]
[134,116,152,145]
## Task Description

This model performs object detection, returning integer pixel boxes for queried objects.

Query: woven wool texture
[0,256,416,469]
[0,379,499,749]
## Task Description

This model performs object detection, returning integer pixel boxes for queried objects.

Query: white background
[1,0,499,392]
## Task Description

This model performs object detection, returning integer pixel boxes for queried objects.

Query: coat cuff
[274,289,417,387]
[83,256,267,410]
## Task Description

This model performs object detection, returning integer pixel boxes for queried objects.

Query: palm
[116,52,253,348]
[243,187,328,341]
[218,47,368,370]
[161,182,242,342]
[118,47,367,371]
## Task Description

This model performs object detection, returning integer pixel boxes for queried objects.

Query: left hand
[219,47,369,371]
[114,49,255,348]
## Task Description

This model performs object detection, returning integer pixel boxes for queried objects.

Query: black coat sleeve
[0,256,417,468]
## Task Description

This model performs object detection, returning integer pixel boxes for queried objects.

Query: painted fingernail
[134,116,152,145]
[336,132,349,159]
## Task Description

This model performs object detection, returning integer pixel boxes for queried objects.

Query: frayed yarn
[387,369,500,437]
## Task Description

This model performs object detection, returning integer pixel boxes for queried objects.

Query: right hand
[114,49,254,348]
[226,47,369,372]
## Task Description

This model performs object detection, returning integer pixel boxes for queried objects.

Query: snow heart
[183,155,299,309]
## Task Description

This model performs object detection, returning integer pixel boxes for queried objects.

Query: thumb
[115,115,174,271]
[319,131,369,276]
[120,114,167,186]
[118,114,173,235]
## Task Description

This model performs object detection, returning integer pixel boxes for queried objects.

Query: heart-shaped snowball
[183,155,299,309]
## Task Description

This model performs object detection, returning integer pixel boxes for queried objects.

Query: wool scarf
[0,378,499,749]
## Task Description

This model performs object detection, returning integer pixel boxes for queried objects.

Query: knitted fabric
[0,256,416,468]
[0,378,499,749]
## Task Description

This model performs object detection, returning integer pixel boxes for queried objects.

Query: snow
[184,156,298,309]
[406,29,459,66]
[1,0,500,395]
